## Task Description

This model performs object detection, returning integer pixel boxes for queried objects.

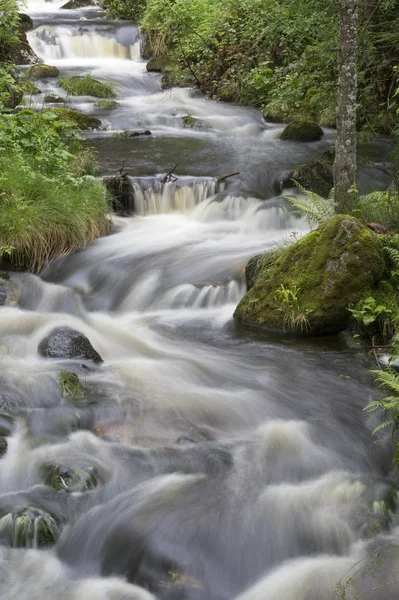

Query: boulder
[284,159,334,197]
[234,216,385,335]
[280,120,324,142]
[94,99,120,109]
[0,507,59,547]
[44,94,66,103]
[27,64,60,79]
[52,107,102,130]
[18,13,33,32]
[38,326,103,363]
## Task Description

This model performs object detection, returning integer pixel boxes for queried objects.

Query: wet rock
[0,275,20,307]
[367,222,389,235]
[94,99,120,109]
[0,507,59,547]
[146,55,170,72]
[44,94,66,103]
[104,173,135,215]
[0,437,8,457]
[18,13,33,32]
[234,216,385,335]
[27,64,60,79]
[60,0,96,7]
[129,129,152,137]
[181,114,210,130]
[38,326,103,363]
[45,465,98,492]
[0,414,13,437]
[52,107,102,130]
[280,120,324,142]
[284,159,334,197]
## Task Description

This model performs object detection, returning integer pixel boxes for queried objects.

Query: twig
[162,163,179,184]
[217,172,240,183]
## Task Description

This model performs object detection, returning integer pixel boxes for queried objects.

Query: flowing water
[1,2,399,599]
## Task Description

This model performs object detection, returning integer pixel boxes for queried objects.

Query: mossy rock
[27,64,60,79]
[245,251,283,291]
[60,0,96,7]
[181,114,210,130]
[44,94,65,103]
[0,507,59,547]
[285,159,334,197]
[234,216,385,335]
[280,120,324,142]
[45,464,98,492]
[95,99,120,109]
[146,55,170,73]
[18,13,33,32]
[52,107,102,130]
[58,75,115,98]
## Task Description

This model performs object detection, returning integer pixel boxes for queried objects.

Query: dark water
[0,1,398,598]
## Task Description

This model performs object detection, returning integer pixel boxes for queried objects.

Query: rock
[234,216,385,335]
[181,115,210,130]
[44,94,65,103]
[146,56,170,72]
[45,465,97,492]
[0,276,20,307]
[52,107,102,130]
[367,222,389,235]
[18,13,33,32]
[104,173,135,214]
[0,507,59,547]
[129,130,152,137]
[94,99,120,109]
[245,252,282,291]
[27,64,60,79]
[0,438,8,457]
[60,0,95,7]
[38,326,103,363]
[280,120,324,142]
[0,414,13,437]
[284,159,334,197]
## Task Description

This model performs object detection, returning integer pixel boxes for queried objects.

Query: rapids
[1,1,399,598]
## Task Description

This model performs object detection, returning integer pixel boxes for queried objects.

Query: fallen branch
[217,172,240,183]
[162,163,179,184]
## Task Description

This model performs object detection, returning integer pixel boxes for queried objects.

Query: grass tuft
[58,75,116,98]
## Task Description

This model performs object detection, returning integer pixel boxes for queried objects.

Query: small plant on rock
[275,283,312,333]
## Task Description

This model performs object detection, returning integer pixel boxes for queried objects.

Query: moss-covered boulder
[52,107,102,130]
[94,99,120,109]
[146,56,170,72]
[58,75,115,98]
[284,159,334,197]
[27,64,60,79]
[234,216,385,335]
[280,120,324,142]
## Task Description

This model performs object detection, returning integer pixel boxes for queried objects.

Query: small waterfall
[132,177,220,215]
[28,25,140,61]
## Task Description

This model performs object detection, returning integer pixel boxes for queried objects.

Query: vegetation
[0,110,110,271]
[58,75,116,98]
[102,0,146,21]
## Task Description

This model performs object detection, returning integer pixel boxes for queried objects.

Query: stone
[234,216,385,335]
[27,64,60,79]
[104,173,135,215]
[284,159,334,197]
[18,13,33,32]
[280,120,324,142]
[0,276,20,307]
[52,107,102,130]
[146,56,170,72]
[60,0,96,7]
[44,94,66,103]
[129,130,152,137]
[0,438,8,458]
[38,326,103,363]
[0,507,59,547]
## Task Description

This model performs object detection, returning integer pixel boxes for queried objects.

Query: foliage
[348,296,394,337]
[283,182,335,226]
[0,0,20,62]
[0,110,111,271]
[59,370,83,399]
[357,190,399,229]
[102,0,146,21]
[274,283,311,333]
[139,0,399,133]
[0,63,22,110]
[58,75,116,98]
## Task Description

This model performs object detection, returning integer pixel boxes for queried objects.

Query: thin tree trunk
[333,0,358,213]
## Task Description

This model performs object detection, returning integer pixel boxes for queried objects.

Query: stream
[1,2,399,599]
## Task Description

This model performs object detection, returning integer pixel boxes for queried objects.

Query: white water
[2,3,398,600]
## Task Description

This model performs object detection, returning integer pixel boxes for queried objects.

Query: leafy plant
[275,283,311,333]
[348,296,393,329]
[283,182,336,226]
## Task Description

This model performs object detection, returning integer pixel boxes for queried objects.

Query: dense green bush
[0,110,110,271]
[102,0,145,21]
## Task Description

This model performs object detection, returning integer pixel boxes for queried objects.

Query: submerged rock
[0,437,8,457]
[0,507,59,547]
[234,216,385,335]
[38,326,103,363]
[45,464,98,492]
[280,120,324,142]
[104,173,135,214]
[27,64,60,79]
[284,158,334,197]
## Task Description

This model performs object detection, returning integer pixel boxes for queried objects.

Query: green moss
[27,64,60,80]
[234,216,385,335]
[94,99,120,109]
[280,120,324,142]
[58,75,116,98]
[52,107,102,130]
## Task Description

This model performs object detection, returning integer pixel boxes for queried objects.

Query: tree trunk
[333,0,358,213]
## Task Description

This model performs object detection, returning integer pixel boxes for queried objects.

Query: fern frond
[283,180,335,226]
[372,420,394,435]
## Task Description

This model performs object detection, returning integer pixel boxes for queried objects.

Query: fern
[283,181,336,226]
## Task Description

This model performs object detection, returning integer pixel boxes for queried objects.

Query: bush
[58,75,116,98]
[0,110,110,271]
[102,0,146,21]
[357,190,399,230]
